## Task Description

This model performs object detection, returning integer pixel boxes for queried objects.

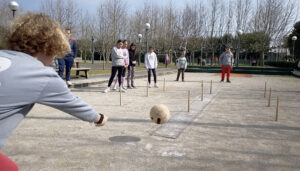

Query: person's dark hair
[66,28,71,32]
[149,46,154,50]
[122,40,127,43]
[129,43,136,55]
[225,44,232,49]
[117,40,122,44]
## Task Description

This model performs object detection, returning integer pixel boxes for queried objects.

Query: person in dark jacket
[57,28,77,86]
[127,43,137,88]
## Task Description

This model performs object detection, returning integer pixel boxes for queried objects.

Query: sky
[16,0,196,15]
[14,0,300,21]
[10,0,300,34]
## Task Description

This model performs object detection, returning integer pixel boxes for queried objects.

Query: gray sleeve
[219,53,224,64]
[36,74,98,122]
[112,47,123,59]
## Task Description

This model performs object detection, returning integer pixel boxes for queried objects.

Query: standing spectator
[165,54,170,68]
[0,13,107,170]
[112,40,129,91]
[176,51,188,81]
[127,43,137,89]
[145,47,158,88]
[252,59,257,66]
[202,58,206,66]
[57,28,77,86]
[104,40,125,93]
[219,45,234,83]
[214,56,219,65]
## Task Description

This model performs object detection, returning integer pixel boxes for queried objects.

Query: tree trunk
[259,52,264,66]
[211,51,215,66]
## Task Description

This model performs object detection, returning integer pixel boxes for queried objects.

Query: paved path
[2,73,300,170]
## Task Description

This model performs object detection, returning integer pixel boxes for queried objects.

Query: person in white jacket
[145,47,158,88]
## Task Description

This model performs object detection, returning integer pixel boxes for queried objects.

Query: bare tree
[235,0,251,32]
[40,0,79,31]
[95,0,128,63]
[208,0,220,65]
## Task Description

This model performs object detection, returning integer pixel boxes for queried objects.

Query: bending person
[0,13,108,170]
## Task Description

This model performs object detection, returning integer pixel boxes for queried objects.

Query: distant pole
[210,80,212,94]
[91,36,95,64]
[120,88,122,106]
[188,90,190,112]
[138,34,142,66]
[268,88,272,107]
[292,36,297,60]
[146,81,149,97]
[236,30,243,68]
[264,82,267,98]
[275,96,279,121]
[201,80,204,101]
[145,23,151,53]
[163,78,166,92]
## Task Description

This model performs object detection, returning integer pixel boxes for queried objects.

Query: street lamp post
[138,34,143,66]
[9,1,19,18]
[292,36,297,61]
[91,36,95,64]
[236,29,243,68]
[145,23,150,53]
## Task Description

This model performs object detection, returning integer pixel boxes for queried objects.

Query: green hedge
[265,61,298,68]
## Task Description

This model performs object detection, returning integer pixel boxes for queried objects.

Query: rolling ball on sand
[150,104,171,124]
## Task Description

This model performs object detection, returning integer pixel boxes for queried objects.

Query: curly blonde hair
[5,13,70,57]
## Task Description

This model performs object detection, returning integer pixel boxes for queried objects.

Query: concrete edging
[72,70,177,88]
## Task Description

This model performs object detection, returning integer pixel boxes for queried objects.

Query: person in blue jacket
[57,28,77,86]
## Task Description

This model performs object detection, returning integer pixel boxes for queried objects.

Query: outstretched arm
[36,70,107,124]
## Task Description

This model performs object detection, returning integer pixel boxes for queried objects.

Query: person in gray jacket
[176,51,188,81]
[104,40,125,93]
[0,13,107,169]
[219,45,234,83]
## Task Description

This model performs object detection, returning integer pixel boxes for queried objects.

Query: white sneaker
[148,84,151,88]
[103,87,110,93]
[154,83,159,88]
[122,85,127,90]
[120,87,126,92]
[66,81,73,86]
[112,84,117,91]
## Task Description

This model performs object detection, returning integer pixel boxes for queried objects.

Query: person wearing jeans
[145,47,158,88]
[57,28,77,86]
[219,45,234,83]
[104,40,125,93]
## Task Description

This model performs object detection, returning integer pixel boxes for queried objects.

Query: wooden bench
[72,67,90,79]
[72,58,90,79]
